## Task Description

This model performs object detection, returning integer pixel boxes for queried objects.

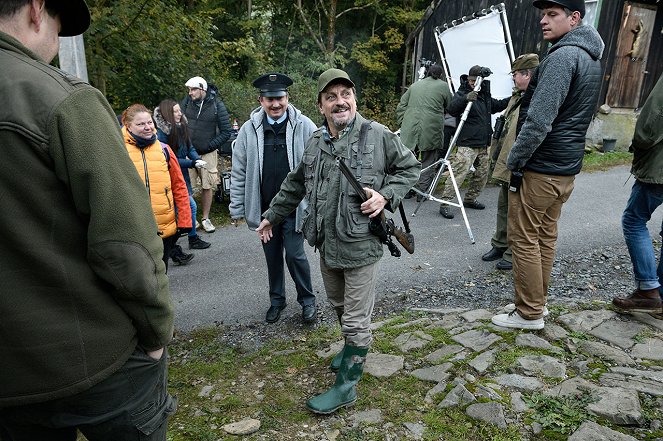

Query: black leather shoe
[439,206,454,219]
[463,199,485,210]
[266,304,286,323]
[482,247,506,262]
[496,259,513,270]
[404,189,415,199]
[188,236,211,250]
[302,304,317,323]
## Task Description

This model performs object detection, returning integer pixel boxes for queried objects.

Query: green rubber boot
[329,346,344,372]
[307,344,368,414]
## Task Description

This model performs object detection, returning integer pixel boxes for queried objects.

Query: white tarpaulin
[437,9,514,99]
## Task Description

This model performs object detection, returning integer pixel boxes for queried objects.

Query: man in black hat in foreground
[0,0,176,439]
[492,0,604,330]
[230,72,318,324]
[256,68,420,414]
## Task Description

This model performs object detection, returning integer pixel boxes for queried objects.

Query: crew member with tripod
[256,68,419,415]
[439,65,509,219]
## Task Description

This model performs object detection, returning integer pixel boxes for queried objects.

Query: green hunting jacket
[263,113,420,269]
[0,31,173,407]
[631,73,663,184]
[396,77,452,152]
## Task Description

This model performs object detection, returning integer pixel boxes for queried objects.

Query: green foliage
[524,392,596,435]
[82,0,431,124]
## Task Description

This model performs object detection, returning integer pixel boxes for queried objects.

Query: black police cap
[252,73,293,98]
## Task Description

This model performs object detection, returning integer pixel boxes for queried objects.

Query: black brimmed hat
[52,0,91,37]
[532,0,585,18]
[252,73,293,97]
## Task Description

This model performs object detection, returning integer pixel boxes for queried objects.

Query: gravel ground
[184,242,654,352]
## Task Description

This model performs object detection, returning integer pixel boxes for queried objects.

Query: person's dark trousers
[262,213,315,307]
[491,182,512,263]
[162,235,178,272]
[418,148,442,193]
[443,125,456,157]
[0,347,176,441]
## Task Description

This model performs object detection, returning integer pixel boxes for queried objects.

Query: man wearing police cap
[0,0,176,438]
[482,53,539,271]
[257,68,419,414]
[492,0,604,330]
[230,72,318,324]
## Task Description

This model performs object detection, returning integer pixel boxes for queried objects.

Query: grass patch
[581,151,632,172]
[524,392,596,436]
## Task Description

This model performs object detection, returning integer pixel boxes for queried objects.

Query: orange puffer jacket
[123,127,192,238]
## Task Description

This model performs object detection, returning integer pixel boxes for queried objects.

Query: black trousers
[0,347,176,440]
[262,213,315,307]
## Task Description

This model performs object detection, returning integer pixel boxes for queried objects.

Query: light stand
[410,76,488,244]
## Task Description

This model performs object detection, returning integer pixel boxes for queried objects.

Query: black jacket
[447,76,509,148]
[181,84,232,155]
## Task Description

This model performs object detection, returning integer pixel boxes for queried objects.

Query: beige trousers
[319,258,379,348]
[508,171,575,319]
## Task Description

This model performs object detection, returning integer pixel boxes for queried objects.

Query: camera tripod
[410,76,488,244]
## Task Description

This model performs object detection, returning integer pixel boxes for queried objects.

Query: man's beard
[330,106,352,130]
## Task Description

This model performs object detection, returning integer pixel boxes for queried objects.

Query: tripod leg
[446,164,475,244]
[412,159,447,215]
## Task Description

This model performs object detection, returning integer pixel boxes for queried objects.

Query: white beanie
[185,76,208,91]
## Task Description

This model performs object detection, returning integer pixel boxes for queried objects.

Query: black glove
[177,227,192,237]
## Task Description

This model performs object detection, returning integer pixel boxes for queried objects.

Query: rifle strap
[398,202,411,234]
[354,121,372,180]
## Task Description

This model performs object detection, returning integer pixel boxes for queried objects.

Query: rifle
[336,157,415,257]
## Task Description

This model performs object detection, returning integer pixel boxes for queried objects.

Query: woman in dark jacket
[155,99,211,264]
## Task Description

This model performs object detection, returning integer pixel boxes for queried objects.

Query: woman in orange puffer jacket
[121,104,192,270]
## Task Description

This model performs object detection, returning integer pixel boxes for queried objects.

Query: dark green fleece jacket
[631,73,663,184]
[0,32,173,407]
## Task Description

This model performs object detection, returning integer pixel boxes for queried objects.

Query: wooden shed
[407,0,663,110]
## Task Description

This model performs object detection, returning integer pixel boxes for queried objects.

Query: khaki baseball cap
[317,68,355,93]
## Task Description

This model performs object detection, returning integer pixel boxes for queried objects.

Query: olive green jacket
[396,77,452,152]
[491,90,524,183]
[631,73,663,184]
[0,32,173,406]
[263,113,420,269]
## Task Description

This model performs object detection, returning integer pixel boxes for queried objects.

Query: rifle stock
[387,219,415,254]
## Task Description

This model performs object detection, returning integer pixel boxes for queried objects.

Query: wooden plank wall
[415,0,662,108]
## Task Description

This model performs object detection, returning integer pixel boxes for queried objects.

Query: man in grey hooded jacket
[230,73,317,324]
[492,0,604,330]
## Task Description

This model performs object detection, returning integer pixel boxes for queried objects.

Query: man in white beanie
[181,75,232,233]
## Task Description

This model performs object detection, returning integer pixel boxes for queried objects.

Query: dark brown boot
[612,288,662,313]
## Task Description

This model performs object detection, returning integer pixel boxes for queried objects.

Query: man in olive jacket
[612,72,663,313]
[0,1,175,438]
[257,69,420,415]
[396,64,452,198]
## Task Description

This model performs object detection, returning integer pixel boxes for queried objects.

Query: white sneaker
[196,220,201,230]
[504,303,549,317]
[201,218,215,233]
[491,311,544,330]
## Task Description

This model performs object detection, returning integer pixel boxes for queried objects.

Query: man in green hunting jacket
[257,68,420,415]
[396,64,452,199]
[0,1,175,438]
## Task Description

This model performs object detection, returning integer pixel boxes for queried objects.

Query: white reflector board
[437,9,513,99]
